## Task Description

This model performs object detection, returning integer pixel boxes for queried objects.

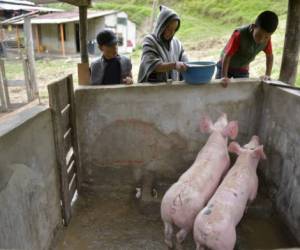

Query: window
[117,17,127,25]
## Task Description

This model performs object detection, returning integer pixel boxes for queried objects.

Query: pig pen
[0,79,300,250]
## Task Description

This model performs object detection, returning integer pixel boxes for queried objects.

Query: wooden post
[79,6,89,64]
[34,25,41,53]
[0,25,7,57]
[60,23,66,56]
[22,56,33,101]
[24,16,38,101]
[0,59,10,107]
[279,0,300,85]
[0,60,8,112]
[16,25,21,51]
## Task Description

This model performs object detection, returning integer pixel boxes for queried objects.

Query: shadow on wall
[89,119,190,178]
[0,164,46,250]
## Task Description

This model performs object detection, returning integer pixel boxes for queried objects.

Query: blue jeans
[216,62,249,79]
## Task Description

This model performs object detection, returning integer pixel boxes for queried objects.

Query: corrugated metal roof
[0,2,62,12]
[14,10,118,24]
[0,0,35,6]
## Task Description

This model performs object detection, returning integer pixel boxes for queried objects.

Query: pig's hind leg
[175,228,189,250]
[164,221,174,249]
[196,243,207,250]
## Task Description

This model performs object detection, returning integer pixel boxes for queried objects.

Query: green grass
[92,0,288,27]
[177,0,288,24]
[93,2,152,26]
[44,3,76,11]
[296,75,300,87]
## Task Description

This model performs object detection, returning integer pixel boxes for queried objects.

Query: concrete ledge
[0,102,48,137]
[76,78,260,91]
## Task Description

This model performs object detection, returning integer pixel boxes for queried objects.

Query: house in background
[0,0,61,21]
[13,10,137,56]
[0,0,61,52]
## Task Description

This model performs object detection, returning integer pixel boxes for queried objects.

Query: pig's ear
[200,116,213,134]
[222,121,238,139]
[254,145,267,160]
[228,141,242,155]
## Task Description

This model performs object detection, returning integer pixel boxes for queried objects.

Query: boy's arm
[220,31,240,88]
[222,54,232,78]
[261,39,273,80]
[220,54,232,87]
[265,53,273,79]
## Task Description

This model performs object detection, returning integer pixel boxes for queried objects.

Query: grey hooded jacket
[90,55,132,85]
[138,5,188,83]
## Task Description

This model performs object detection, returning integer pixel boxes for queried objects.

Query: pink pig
[193,135,266,250]
[160,114,238,249]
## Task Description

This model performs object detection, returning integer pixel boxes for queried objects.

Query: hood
[153,5,180,41]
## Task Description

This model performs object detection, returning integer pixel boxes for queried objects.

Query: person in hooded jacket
[138,5,188,83]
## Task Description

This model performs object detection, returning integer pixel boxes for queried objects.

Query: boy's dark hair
[255,11,279,33]
[96,29,117,46]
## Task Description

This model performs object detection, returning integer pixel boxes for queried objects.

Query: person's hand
[123,76,133,85]
[175,61,187,72]
[220,77,230,88]
[260,75,271,82]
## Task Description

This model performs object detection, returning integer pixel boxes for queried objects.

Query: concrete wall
[75,80,263,190]
[0,105,62,250]
[75,80,300,242]
[258,84,300,242]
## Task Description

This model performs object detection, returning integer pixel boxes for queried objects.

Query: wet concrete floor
[52,184,298,250]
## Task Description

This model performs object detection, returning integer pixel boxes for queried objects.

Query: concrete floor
[52,182,298,250]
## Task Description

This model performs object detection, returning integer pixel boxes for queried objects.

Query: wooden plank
[65,146,74,166]
[67,159,76,183]
[61,103,71,115]
[48,77,72,226]
[53,77,69,109]
[69,173,77,200]
[64,127,72,154]
[279,0,300,85]
[66,74,82,192]
[61,110,71,135]
[79,6,89,64]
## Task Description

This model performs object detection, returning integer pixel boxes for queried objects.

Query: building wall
[34,22,77,54]
[87,17,105,41]
[0,106,62,250]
